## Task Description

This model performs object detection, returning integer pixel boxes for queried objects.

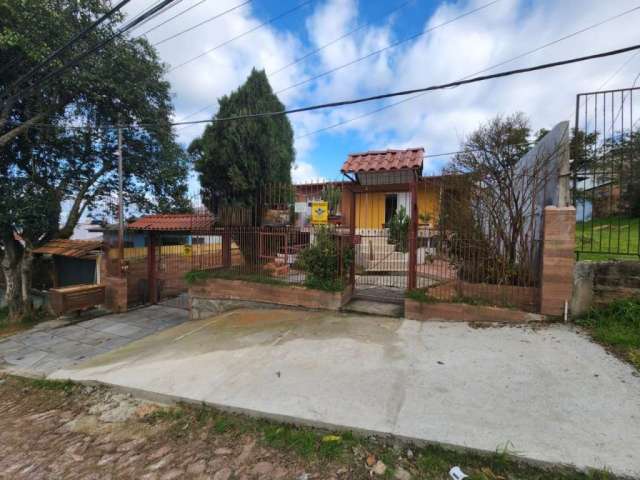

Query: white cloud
[126,0,640,183]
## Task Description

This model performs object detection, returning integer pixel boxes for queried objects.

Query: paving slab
[0,305,188,376]
[51,308,640,477]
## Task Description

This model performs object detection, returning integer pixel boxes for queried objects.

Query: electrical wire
[2,0,132,96]
[134,0,211,39]
[152,0,251,46]
[167,0,314,72]
[275,0,501,95]
[175,0,493,126]
[19,42,640,132]
[296,5,640,140]
[267,0,413,77]
[2,0,182,106]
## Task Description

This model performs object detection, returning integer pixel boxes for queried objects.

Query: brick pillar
[540,206,576,316]
[104,275,127,313]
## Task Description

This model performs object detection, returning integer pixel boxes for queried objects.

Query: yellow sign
[311,201,328,225]
[183,244,193,256]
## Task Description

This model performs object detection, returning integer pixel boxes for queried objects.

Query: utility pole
[117,124,124,275]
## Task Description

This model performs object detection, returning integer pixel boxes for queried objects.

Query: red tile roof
[127,213,215,232]
[341,148,424,173]
[33,239,102,258]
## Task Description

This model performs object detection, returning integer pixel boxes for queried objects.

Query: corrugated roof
[33,239,102,258]
[127,213,215,231]
[341,148,424,173]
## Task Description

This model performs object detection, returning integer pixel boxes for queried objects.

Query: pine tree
[189,68,294,218]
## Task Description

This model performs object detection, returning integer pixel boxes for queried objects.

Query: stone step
[341,299,404,317]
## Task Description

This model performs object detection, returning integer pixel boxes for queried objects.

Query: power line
[296,5,640,140]
[167,0,314,72]
[267,0,413,77]
[23,43,640,132]
[2,0,132,96]
[3,0,182,106]
[152,0,251,46]
[175,0,494,126]
[275,0,501,95]
[134,0,211,39]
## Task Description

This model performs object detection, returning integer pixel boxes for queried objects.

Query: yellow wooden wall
[354,186,440,229]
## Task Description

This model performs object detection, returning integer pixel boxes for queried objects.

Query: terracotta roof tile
[127,213,215,232]
[341,148,424,173]
[33,239,102,258]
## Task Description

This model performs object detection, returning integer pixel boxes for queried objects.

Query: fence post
[540,206,576,316]
[222,229,232,268]
[408,180,418,290]
[148,232,158,304]
[347,185,356,286]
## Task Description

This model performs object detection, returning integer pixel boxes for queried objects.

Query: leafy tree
[0,1,189,322]
[388,206,409,253]
[321,184,342,216]
[189,68,294,220]
[444,113,548,285]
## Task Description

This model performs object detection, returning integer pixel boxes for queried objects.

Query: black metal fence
[572,86,640,260]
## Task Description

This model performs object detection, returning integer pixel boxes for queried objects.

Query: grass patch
[185,268,288,287]
[21,377,76,394]
[0,306,51,338]
[185,267,348,292]
[137,401,619,479]
[405,289,438,303]
[576,217,640,260]
[575,298,640,370]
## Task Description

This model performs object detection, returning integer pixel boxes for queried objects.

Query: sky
[123,0,640,191]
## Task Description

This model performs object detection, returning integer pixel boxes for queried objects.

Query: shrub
[296,227,353,291]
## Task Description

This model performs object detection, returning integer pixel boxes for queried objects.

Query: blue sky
[124,0,640,191]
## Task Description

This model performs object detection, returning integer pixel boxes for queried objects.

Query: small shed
[33,239,102,287]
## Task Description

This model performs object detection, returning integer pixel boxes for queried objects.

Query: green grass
[185,267,347,292]
[575,298,640,370]
[184,268,288,287]
[143,402,618,479]
[405,289,438,303]
[20,377,76,394]
[576,217,640,260]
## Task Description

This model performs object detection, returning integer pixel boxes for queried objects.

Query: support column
[222,229,232,268]
[408,180,419,290]
[540,206,576,316]
[347,186,356,286]
[148,232,158,304]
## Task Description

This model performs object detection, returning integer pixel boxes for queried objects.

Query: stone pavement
[0,305,188,376]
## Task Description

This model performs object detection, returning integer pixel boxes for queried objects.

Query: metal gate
[352,190,409,303]
[573,86,640,260]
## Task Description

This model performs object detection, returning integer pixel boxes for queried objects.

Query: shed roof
[33,239,102,258]
[341,148,424,174]
[127,213,215,232]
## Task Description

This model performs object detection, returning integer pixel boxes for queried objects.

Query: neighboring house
[33,239,102,287]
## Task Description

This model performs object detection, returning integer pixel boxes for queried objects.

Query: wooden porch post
[148,231,158,304]
[408,179,419,290]
[348,185,356,286]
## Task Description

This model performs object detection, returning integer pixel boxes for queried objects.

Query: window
[384,194,398,227]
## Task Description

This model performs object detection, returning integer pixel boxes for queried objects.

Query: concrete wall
[572,260,640,316]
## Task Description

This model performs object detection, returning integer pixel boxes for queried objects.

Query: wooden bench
[49,284,105,316]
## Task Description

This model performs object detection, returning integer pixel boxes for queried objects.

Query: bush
[296,227,353,291]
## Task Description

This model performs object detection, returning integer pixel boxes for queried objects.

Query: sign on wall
[311,201,328,225]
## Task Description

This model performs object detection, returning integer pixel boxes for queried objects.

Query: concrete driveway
[0,305,188,375]
[51,308,640,477]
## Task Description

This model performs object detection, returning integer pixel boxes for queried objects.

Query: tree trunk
[20,248,34,317]
[1,230,24,322]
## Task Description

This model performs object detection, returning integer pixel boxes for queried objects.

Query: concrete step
[341,299,404,317]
